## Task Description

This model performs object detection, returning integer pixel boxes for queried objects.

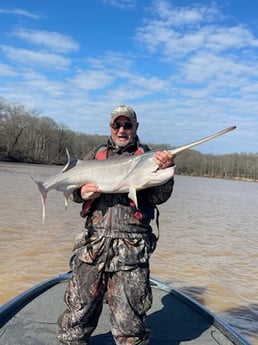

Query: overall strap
[94,145,108,160]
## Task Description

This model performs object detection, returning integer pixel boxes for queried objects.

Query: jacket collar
[107,136,140,154]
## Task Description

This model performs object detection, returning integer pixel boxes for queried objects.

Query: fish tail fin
[38,182,47,224]
[31,176,47,224]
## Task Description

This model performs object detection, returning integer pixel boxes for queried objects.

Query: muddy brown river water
[0,162,257,344]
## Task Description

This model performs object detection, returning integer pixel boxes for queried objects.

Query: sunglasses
[110,122,134,130]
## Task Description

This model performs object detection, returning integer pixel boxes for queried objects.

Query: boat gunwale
[0,272,71,327]
[150,277,251,345]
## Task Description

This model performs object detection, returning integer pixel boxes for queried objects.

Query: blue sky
[1,0,258,154]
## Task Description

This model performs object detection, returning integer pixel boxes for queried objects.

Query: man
[58,105,175,345]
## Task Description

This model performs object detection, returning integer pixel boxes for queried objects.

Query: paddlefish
[33,126,236,223]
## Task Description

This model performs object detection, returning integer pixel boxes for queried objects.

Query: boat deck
[0,275,249,345]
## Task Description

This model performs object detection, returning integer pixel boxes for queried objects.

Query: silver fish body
[34,126,236,223]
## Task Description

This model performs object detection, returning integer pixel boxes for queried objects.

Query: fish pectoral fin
[63,191,73,209]
[128,187,138,208]
[64,195,68,210]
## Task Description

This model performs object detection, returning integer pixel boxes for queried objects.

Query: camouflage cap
[110,105,137,123]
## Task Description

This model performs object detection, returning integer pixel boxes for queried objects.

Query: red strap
[95,148,108,160]
[95,146,145,160]
[134,147,145,155]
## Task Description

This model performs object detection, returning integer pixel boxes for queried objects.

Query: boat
[0,272,250,345]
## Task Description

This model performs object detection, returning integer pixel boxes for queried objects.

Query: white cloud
[180,52,258,85]
[1,45,71,69]
[0,62,17,76]
[22,70,66,97]
[70,70,114,90]
[0,8,40,20]
[14,29,80,53]
[150,1,221,26]
[136,6,258,58]
[102,0,136,10]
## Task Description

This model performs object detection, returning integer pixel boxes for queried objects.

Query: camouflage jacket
[71,136,174,272]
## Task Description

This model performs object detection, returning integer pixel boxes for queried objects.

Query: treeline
[0,97,107,164]
[175,150,258,181]
[0,97,257,181]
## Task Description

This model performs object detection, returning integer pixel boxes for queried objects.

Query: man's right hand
[80,183,101,200]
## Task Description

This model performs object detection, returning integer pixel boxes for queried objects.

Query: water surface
[0,162,257,344]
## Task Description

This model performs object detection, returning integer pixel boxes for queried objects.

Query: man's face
[110,116,138,147]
